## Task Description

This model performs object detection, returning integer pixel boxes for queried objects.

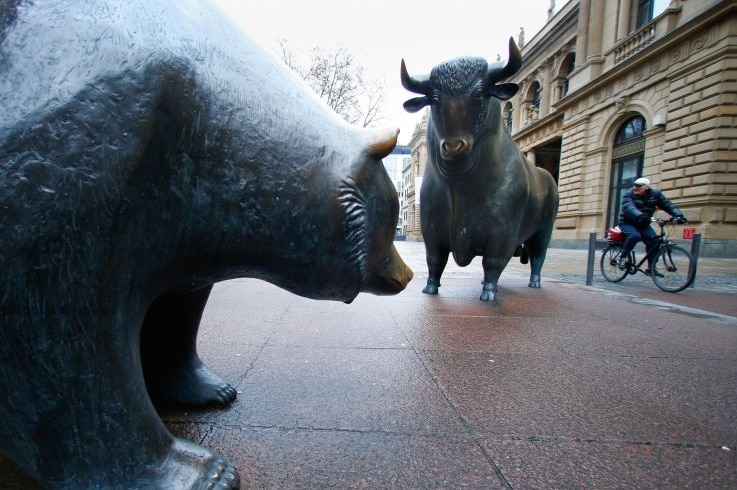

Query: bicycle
[600,216,695,292]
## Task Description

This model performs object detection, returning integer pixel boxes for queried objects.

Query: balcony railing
[613,22,657,64]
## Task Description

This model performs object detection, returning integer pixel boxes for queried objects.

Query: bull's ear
[487,82,518,101]
[403,97,430,113]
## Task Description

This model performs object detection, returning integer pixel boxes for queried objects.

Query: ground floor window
[607,115,646,228]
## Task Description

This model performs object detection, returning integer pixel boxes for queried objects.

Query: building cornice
[513,112,564,142]
[520,3,580,66]
[554,0,737,113]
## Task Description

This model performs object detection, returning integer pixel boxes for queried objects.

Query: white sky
[211,0,570,144]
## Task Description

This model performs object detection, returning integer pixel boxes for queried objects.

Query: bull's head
[401,37,522,162]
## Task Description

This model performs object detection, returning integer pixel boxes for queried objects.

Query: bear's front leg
[0,314,240,489]
[141,286,238,406]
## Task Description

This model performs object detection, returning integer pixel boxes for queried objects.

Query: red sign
[682,227,696,239]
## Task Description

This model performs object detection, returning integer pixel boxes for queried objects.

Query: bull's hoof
[422,284,439,294]
[528,275,542,289]
[480,282,498,301]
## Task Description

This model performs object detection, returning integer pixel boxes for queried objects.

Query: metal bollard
[690,233,701,289]
[586,231,597,286]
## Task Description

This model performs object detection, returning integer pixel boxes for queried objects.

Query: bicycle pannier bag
[606,226,624,241]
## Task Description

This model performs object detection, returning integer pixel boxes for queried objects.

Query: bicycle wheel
[600,244,628,282]
[650,244,695,292]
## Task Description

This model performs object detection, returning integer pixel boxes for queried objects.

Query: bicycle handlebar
[651,216,688,225]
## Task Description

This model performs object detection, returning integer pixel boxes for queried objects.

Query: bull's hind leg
[524,234,552,289]
[141,286,238,406]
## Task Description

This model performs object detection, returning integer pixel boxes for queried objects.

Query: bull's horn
[488,37,522,82]
[367,127,399,159]
[400,59,432,95]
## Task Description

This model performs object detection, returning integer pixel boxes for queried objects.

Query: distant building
[406,0,737,256]
[402,112,428,240]
[382,145,411,236]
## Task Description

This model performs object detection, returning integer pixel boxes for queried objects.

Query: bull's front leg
[480,255,506,301]
[423,248,449,295]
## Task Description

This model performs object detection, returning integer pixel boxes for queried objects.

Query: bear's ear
[403,97,430,113]
[487,82,518,101]
[367,127,399,159]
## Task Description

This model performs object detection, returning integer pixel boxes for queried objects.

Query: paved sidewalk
[2,241,736,488]
[397,240,737,287]
[396,241,737,318]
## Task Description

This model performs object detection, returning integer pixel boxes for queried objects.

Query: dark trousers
[619,223,658,267]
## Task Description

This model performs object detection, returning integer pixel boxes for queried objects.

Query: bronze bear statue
[0,0,412,488]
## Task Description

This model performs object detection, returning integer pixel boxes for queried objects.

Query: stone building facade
[401,111,428,240]
[381,145,411,236]
[405,0,737,256]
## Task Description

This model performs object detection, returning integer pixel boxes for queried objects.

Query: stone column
[587,0,605,61]
[513,88,525,129]
[617,0,632,40]
[574,0,590,62]
[540,61,552,116]
[553,76,566,102]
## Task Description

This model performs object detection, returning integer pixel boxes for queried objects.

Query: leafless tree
[277,39,386,128]
[277,38,302,74]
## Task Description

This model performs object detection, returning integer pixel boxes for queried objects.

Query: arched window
[503,102,513,132]
[532,81,541,109]
[606,115,646,228]
[524,81,541,123]
[563,53,575,97]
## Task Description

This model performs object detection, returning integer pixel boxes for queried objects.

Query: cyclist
[617,177,687,275]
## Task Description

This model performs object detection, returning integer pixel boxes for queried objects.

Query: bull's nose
[440,138,469,158]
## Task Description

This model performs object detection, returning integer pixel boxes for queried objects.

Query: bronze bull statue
[401,38,558,301]
[0,0,412,488]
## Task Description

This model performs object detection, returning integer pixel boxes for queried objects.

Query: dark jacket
[618,187,682,228]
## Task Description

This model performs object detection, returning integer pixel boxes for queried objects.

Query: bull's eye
[476,98,488,128]
[470,88,485,111]
[471,85,484,102]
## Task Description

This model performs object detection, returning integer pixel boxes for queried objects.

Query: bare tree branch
[277,40,386,127]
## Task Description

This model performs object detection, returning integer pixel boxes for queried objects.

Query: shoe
[644,268,664,278]
[617,257,627,270]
